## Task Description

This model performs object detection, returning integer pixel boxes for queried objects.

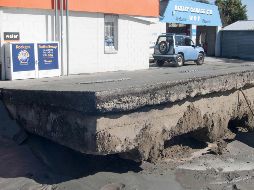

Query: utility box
[3,42,60,80]
[4,43,37,80]
[37,42,60,78]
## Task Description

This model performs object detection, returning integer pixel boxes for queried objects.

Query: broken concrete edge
[1,70,254,116]
[1,90,97,114]
[1,71,254,161]
[96,70,254,113]
[93,88,254,161]
[6,87,253,161]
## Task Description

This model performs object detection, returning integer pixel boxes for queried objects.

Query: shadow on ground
[149,60,196,68]
[0,134,142,185]
[227,117,254,148]
[234,132,254,148]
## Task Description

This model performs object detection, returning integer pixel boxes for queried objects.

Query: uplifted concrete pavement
[0,57,254,114]
[1,57,254,161]
[0,57,253,93]
[1,57,254,189]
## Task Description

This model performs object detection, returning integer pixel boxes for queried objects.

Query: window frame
[104,14,119,54]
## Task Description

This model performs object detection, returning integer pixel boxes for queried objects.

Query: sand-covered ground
[1,131,254,190]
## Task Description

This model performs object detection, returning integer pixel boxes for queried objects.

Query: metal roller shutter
[221,31,254,59]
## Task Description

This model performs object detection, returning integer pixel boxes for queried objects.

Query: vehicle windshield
[156,36,174,45]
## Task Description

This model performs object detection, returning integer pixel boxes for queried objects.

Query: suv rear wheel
[156,60,165,67]
[174,54,184,67]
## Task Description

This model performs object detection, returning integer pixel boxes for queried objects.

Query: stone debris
[232,184,241,190]
[209,140,227,155]
[100,183,126,190]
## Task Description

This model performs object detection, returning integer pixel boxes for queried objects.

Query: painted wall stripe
[0,0,159,17]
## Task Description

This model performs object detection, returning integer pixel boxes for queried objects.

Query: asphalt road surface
[0,57,254,92]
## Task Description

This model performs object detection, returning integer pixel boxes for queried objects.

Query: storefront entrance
[160,0,222,57]
[166,23,191,36]
[196,26,217,56]
[167,24,217,56]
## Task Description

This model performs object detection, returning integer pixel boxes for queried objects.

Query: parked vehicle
[149,44,155,62]
[153,34,205,67]
[149,40,157,62]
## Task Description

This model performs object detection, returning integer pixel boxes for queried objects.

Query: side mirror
[191,45,196,48]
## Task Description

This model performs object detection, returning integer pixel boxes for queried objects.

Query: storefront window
[104,15,118,53]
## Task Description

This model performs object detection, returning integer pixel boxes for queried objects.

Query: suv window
[157,36,174,45]
[175,36,194,46]
[184,38,193,46]
[175,36,185,46]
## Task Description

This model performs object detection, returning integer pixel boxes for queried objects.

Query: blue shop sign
[37,43,59,70]
[160,0,222,26]
[12,43,35,72]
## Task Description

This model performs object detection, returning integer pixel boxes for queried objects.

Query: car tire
[158,41,169,55]
[156,60,165,67]
[174,54,184,67]
[196,53,205,65]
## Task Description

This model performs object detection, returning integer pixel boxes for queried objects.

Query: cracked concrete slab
[1,58,254,160]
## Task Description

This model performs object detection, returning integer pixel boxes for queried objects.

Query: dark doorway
[196,26,217,56]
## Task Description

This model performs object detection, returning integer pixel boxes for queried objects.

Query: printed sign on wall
[160,0,222,26]
[12,43,35,72]
[37,43,59,70]
[4,32,20,41]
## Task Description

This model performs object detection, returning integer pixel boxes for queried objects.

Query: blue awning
[160,0,222,26]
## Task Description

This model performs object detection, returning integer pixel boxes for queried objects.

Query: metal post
[66,0,70,76]
[54,0,58,41]
[60,0,64,76]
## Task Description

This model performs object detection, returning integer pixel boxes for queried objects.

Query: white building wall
[0,7,153,77]
[0,8,54,42]
[0,9,3,72]
[149,22,166,46]
[148,22,165,59]
[69,14,151,74]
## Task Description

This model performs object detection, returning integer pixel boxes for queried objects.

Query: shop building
[151,0,222,56]
[0,0,159,79]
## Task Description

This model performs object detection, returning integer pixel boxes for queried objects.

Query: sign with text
[160,0,222,26]
[4,32,20,41]
[37,43,59,70]
[12,43,35,72]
